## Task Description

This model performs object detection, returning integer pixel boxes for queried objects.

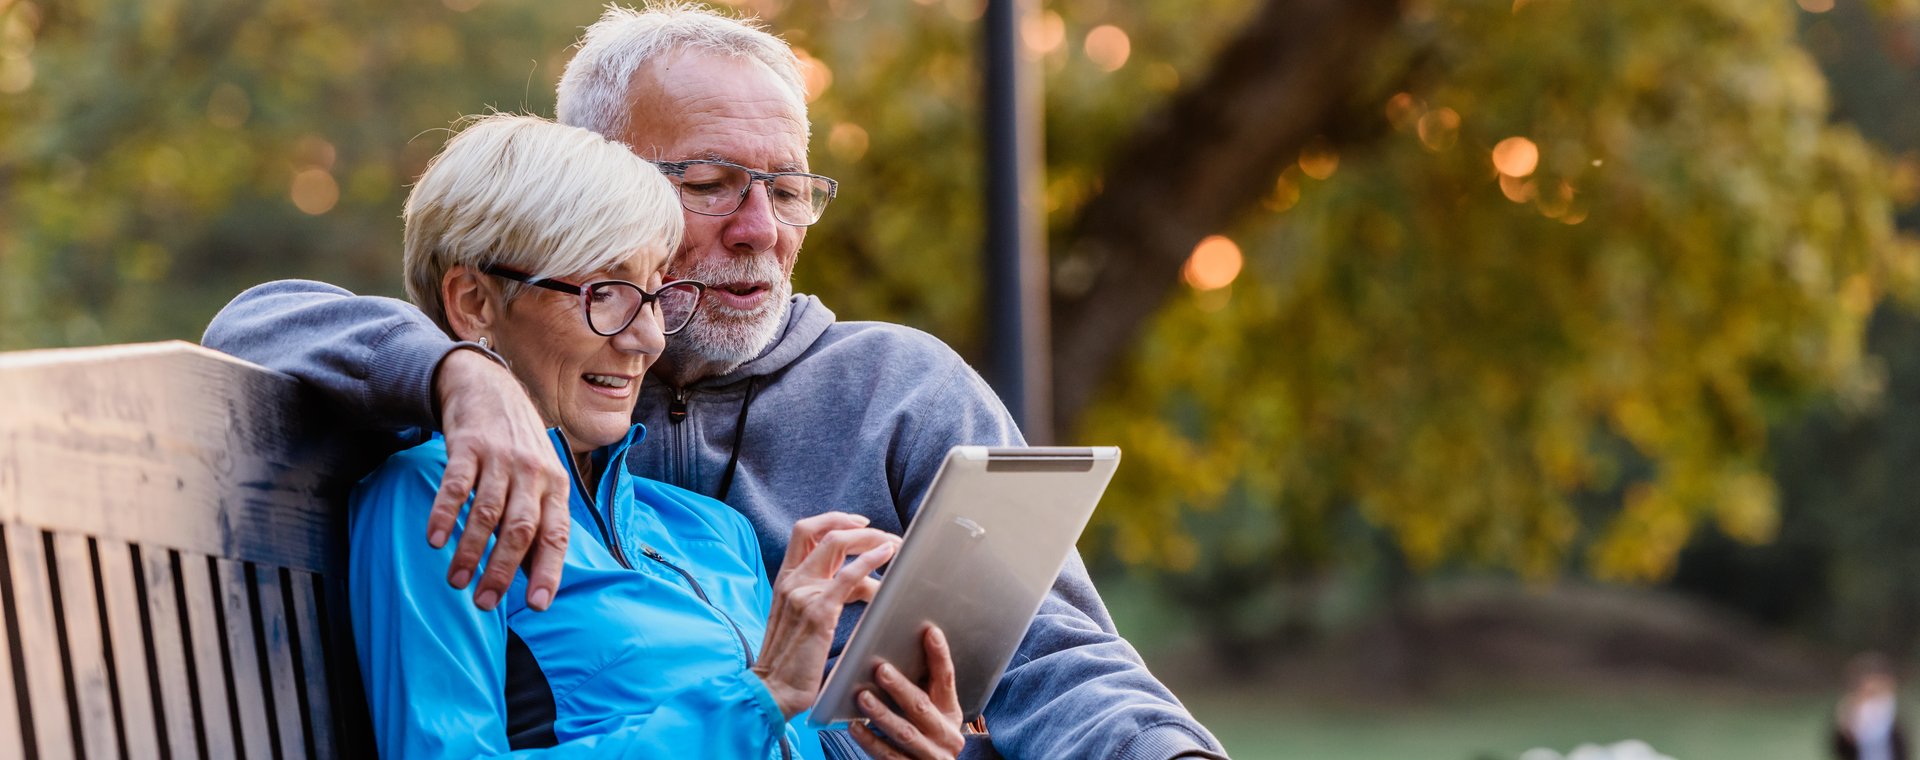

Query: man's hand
[753,512,900,718]
[849,625,965,760]
[429,348,570,611]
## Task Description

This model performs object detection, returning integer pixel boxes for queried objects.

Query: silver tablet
[807,445,1120,727]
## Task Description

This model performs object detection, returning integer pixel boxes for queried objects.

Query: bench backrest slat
[0,341,372,757]
[255,564,311,759]
[48,531,124,759]
[0,531,19,756]
[138,544,206,760]
[290,570,338,758]
[96,536,162,755]
[177,549,240,758]
[218,556,279,758]
[5,524,75,758]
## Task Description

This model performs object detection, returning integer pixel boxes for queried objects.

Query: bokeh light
[828,122,869,162]
[1264,172,1301,213]
[794,48,832,102]
[1536,179,1576,219]
[290,169,340,216]
[1417,107,1461,151]
[1085,25,1131,72]
[293,136,337,171]
[1499,174,1535,203]
[1298,139,1340,180]
[1492,136,1539,177]
[1385,92,1421,131]
[1182,235,1243,291]
[1022,11,1065,55]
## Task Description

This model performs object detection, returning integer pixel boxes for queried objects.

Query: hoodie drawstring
[715,378,758,503]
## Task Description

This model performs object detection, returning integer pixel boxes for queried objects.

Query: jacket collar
[545,424,649,491]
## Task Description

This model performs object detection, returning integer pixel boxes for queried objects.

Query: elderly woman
[349,114,963,759]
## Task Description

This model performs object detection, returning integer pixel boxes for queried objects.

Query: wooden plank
[95,537,160,753]
[217,558,273,759]
[255,567,306,759]
[50,532,118,760]
[0,526,26,758]
[140,546,202,760]
[0,342,353,574]
[320,571,374,753]
[288,571,334,759]
[179,552,236,759]
[4,525,71,759]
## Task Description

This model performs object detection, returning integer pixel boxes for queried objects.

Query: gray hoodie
[204,281,1226,760]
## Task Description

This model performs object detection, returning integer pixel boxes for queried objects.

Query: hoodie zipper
[667,386,692,488]
[639,544,793,760]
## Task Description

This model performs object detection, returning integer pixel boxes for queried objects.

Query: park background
[4,0,1920,756]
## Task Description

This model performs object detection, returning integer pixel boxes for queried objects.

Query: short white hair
[556,2,810,141]
[402,113,683,334]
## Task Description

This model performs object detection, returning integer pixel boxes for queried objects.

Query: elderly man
[204,4,1225,759]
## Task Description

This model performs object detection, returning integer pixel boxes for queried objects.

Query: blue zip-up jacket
[350,426,818,758]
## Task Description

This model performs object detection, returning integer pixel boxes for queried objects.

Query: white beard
[665,255,792,378]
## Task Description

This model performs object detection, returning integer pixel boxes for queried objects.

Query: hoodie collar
[695,293,835,388]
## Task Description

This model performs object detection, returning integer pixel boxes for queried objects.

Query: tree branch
[1049,0,1407,433]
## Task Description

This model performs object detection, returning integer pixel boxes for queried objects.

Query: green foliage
[0,0,610,348]
[1079,0,1920,586]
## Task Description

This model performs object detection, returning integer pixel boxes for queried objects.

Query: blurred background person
[1834,653,1907,760]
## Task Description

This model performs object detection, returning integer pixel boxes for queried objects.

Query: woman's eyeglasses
[482,265,706,336]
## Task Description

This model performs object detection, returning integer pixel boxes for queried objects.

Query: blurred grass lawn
[1177,685,1838,760]
[1103,576,1856,760]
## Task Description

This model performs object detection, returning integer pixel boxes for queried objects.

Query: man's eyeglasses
[482,264,706,336]
[650,159,838,227]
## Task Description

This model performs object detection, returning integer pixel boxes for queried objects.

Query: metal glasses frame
[650,158,840,227]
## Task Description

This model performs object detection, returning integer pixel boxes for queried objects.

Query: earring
[478,336,491,350]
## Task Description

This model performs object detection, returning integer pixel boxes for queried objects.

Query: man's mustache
[673,257,785,286]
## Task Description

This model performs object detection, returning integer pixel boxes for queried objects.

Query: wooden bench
[0,341,373,758]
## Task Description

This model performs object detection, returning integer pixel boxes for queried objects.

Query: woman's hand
[849,625,965,760]
[753,512,900,718]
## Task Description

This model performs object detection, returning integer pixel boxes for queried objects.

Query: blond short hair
[557,2,809,141]
[402,113,683,334]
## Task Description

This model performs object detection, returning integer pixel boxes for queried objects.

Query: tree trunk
[1048,0,1407,434]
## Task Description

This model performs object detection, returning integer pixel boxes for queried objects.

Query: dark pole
[982,0,1053,443]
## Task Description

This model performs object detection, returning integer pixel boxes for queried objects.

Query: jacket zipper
[561,430,789,758]
[638,545,755,667]
[639,544,793,760]
[559,433,632,569]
